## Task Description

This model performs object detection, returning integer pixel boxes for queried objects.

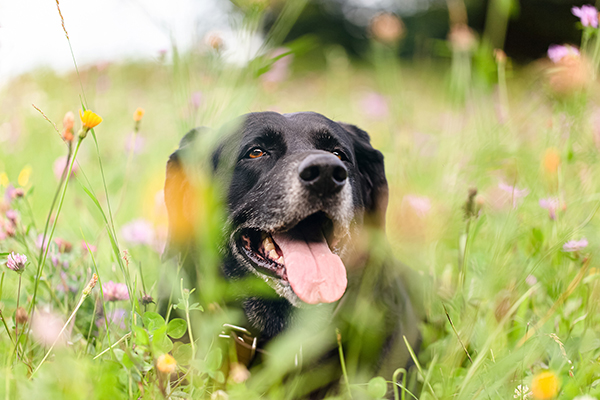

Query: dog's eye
[332,151,344,160]
[248,148,265,159]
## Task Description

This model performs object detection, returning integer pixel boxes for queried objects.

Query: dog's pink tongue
[272,227,347,305]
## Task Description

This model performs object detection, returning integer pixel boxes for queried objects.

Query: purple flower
[124,133,146,154]
[121,219,155,246]
[547,45,580,63]
[35,234,50,251]
[81,240,97,254]
[498,182,529,208]
[403,195,432,217]
[563,238,588,252]
[190,91,203,109]
[102,281,129,302]
[97,308,127,329]
[539,197,560,220]
[360,92,389,119]
[53,156,78,181]
[572,5,599,28]
[31,309,67,347]
[6,252,27,273]
[6,210,18,224]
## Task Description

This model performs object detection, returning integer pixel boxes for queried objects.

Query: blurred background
[0,0,593,81]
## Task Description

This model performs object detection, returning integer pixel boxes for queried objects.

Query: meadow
[1,3,600,399]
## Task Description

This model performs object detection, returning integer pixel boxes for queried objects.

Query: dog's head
[165,111,388,307]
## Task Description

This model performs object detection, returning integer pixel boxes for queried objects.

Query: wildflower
[572,5,598,28]
[530,371,559,399]
[13,188,24,198]
[547,45,580,63]
[360,92,389,119]
[121,219,155,246]
[54,238,72,253]
[156,354,177,374]
[6,209,18,225]
[403,195,432,217]
[78,109,103,138]
[494,49,507,64]
[6,252,27,274]
[81,240,97,254]
[102,281,129,301]
[498,182,529,208]
[124,133,145,154]
[15,307,28,326]
[514,384,532,399]
[369,13,405,43]
[539,198,560,220]
[526,275,538,286]
[211,390,229,400]
[18,166,32,187]
[53,156,78,181]
[0,173,8,187]
[31,309,66,347]
[190,92,203,109]
[543,148,560,174]
[448,23,477,52]
[62,111,75,141]
[133,107,145,122]
[36,234,50,251]
[229,362,251,383]
[563,238,588,252]
[139,294,154,306]
[204,31,224,50]
[82,274,98,296]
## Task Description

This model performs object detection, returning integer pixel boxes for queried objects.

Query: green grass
[2,5,600,399]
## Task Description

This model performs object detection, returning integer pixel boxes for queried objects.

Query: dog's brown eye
[332,151,342,160]
[249,148,265,159]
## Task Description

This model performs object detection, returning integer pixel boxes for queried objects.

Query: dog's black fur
[164,111,420,397]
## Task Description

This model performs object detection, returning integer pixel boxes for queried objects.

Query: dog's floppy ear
[338,123,389,229]
[163,128,206,259]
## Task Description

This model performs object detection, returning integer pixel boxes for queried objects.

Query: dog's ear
[163,128,206,259]
[338,123,389,229]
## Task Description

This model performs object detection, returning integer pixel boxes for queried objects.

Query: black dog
[164,111,420,397]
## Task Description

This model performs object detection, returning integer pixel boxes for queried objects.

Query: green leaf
[152,326,173,354]
[142,312,165,332]
[173,343,193,365]
[206,348,223,371]
[167,318,187,339]
[132,325,149,346]
[367,376,388,399]
[188,303,204,312]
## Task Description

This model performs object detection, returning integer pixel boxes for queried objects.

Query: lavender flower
[31,309,66,347]
[102,281,129,301]
[498,182,529,208]
[572,5,599,28]
[539,197,560,220]
[6,209,18,224]
[360,92,389,119]
[121,219,155,246]
[403,195,432,217]
[563,238,588,252]
[6,252,27,273]
[547,44,580,63]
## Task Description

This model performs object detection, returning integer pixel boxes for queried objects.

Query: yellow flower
[0,172,8,187]
[133,107,145,122]
[18,165,32,187]
[156,354,177,374]
[531,371,559,399]
[543,148,560,174]
[79,109,103,130]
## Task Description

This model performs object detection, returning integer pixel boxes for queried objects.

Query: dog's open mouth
[238,212,348,305]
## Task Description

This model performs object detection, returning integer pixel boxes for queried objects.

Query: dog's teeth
[277,256,284,265]
[264,236,275,252]
[268,249,278,261]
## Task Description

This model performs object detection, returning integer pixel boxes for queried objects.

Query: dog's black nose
[298,153,348,195]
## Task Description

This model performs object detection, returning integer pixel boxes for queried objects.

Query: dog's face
[165,111,388,309]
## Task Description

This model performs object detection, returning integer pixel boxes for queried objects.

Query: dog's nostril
[332,166,347,183]
[299,165,320,182]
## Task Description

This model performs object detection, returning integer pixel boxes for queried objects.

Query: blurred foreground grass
[2,15,600,399]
